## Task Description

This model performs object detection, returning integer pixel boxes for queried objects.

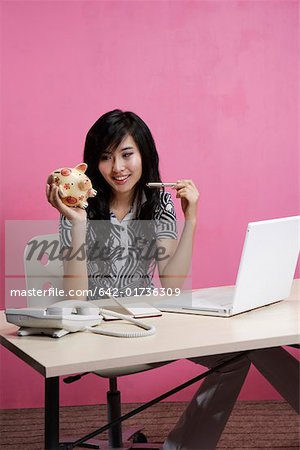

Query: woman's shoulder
[159,189,174,207]
[154,190,176,219]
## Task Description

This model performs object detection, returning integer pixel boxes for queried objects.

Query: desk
[1,281,299,449]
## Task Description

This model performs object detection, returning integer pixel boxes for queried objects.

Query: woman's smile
[112,174,131,185]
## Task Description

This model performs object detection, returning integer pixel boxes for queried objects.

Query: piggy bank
[48,163,97,209]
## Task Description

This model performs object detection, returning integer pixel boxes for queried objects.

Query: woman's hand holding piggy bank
[47,163,97,209]
[46,163,97,222]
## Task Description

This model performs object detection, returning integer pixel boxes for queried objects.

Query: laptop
[157,216,300,317]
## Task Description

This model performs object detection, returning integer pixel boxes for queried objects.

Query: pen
[146,182,177,188]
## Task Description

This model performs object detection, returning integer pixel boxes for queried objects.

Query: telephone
[5,300,156,338]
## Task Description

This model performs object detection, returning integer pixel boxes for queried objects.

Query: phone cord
[85,308,156,338]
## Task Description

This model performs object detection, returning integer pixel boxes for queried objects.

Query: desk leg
[45,376,59,450]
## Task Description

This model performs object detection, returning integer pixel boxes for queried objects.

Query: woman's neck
[110,190,135,210]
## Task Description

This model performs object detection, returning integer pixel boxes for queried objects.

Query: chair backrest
[24,233,64,307]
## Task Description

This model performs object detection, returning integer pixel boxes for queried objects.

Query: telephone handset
[5,300,156,338]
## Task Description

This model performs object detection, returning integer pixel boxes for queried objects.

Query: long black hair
[84,109,162,220]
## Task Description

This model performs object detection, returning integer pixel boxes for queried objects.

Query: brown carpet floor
[0,401,299,449]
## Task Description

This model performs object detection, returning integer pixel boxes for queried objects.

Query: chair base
[61,427,163,449]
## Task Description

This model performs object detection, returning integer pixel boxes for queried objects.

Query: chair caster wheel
[132,431,148,443]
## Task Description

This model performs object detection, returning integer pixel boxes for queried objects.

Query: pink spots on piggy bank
[49,163,97,209]
[66,196,77,205]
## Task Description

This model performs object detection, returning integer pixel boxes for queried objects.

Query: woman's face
[98,134,142,197]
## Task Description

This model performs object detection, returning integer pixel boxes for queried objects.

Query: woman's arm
[157,180,199,290]
[62,221,89,300]
[157,220,196,290]
[46,182,89,300]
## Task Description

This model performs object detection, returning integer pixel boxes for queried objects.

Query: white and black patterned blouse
[60,191,177,299]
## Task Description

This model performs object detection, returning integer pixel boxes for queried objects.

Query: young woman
[47,110,298,450]
[47,109,198,299]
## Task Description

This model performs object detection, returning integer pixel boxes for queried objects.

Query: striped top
[60,191,177,299]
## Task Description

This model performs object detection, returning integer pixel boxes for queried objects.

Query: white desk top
[1,281,299,378]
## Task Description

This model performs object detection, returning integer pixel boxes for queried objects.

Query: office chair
[24,234,164,449]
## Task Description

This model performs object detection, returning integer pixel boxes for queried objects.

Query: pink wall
[0,1,299,408]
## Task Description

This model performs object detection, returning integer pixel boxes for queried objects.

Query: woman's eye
[123,152,133,158]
